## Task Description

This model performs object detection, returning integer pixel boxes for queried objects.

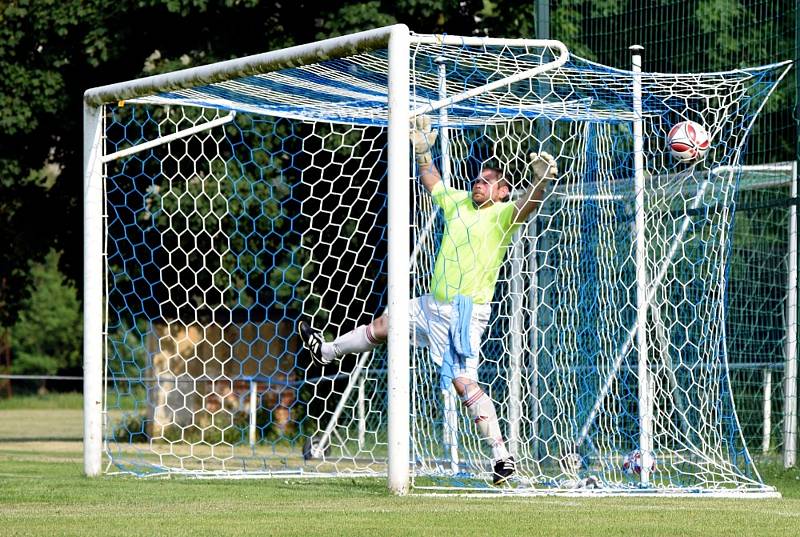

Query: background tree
[10,250,81,391]
[1,0,796,373]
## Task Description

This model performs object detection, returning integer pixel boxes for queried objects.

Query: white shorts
[409,295,491,384]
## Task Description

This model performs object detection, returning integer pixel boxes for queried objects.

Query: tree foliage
[0,0,484,327]
[1,0,796,361]
[10,250,82,376]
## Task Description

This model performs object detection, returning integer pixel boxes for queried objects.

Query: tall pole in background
[786,0,800,469]
[783,162,797,467]
[536,0,550,40]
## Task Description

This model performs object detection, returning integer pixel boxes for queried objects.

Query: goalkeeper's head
[471,166,510,206]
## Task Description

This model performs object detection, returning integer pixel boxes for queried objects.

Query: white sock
[462,389,510,462]
[322,323,383,362]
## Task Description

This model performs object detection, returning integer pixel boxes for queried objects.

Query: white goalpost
[84,24,791,496]
[84,25,415,492]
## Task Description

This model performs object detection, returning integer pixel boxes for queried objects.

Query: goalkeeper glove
[529,151,558,182]
[410,115,437,166]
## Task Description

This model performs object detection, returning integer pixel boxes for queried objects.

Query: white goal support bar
[410,37,568,117]
[630,45,653,486]
[385,26,411,496]
[785,161,798,469]
[308,351,374,459]
[101,112,236,163]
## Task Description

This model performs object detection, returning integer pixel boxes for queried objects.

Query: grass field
[1,395,800,536]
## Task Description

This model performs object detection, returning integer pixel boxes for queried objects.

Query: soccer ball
[622,449,656,476]
[667,120,711,162]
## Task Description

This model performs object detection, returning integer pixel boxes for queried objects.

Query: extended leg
[299,314,387,365]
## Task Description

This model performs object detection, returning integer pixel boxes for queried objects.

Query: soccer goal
[84,24,791,496]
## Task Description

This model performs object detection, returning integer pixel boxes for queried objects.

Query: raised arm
[512,152,558,224]
[410,115,441,193]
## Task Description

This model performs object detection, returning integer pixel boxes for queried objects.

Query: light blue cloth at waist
[440,294,474,390]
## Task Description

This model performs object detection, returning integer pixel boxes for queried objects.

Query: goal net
[83,26,790,495]
[726,163,797,467]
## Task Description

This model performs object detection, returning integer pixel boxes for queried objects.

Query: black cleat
[492,456,516,485]
[299,320,330,365]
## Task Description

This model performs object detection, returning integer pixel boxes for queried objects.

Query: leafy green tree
[10,250,82,382]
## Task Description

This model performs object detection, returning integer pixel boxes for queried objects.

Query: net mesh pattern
[101,35,789,493]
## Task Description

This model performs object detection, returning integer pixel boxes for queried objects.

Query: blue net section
[104,108,390,475]
[101,36,790,493]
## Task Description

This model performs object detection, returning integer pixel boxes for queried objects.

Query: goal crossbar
[84,25,405,106]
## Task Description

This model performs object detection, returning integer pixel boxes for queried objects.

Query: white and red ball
[622,449,656,476]
[667,120,711,162]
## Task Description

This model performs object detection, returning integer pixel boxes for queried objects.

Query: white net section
[98,33,789,494]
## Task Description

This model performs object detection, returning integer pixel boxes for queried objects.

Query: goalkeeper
[299,116,557,485]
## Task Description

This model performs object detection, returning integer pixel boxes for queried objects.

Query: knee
[452,377,479,399]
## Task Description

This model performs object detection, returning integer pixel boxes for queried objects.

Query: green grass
[0,409,82,441]
[1,441,800,537]
[0,392,84,410]
[2,400,800,536]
